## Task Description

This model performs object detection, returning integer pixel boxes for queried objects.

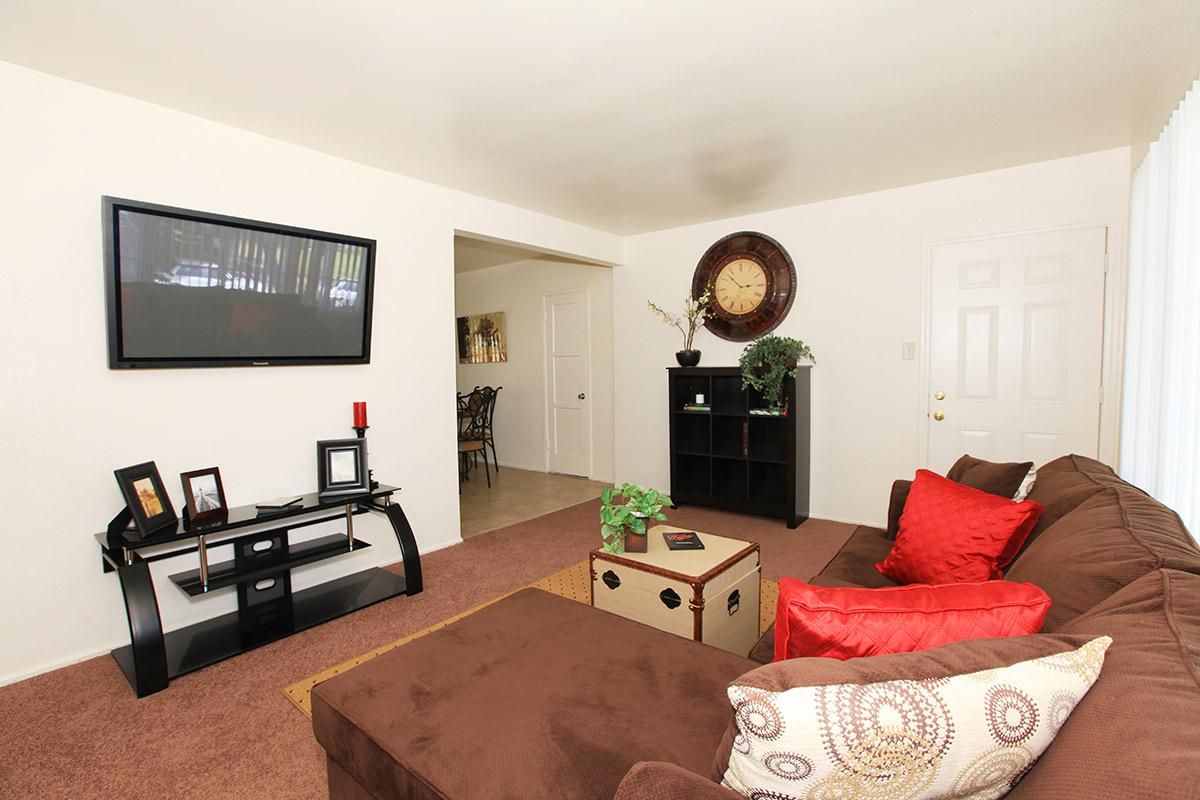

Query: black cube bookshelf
[668,366,810,527]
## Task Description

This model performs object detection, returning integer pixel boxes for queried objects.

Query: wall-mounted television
[102,197,375,368]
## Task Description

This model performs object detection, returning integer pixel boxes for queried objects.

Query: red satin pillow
[773,577,1051,661]
[876,469,1043,584]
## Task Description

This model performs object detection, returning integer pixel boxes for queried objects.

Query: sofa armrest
[886,479,912,539]
[613,761,744,800]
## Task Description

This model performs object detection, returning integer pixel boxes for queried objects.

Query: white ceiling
[454,236,594,273]
[2,1,1198,234]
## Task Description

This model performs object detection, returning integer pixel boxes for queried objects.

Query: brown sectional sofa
[312,455,1200,799]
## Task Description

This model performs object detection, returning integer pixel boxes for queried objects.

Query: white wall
[0,61,622,685]
[454,259,614,481]
[615,148,1131,526]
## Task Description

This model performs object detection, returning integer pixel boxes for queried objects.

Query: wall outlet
[901,341,916,360]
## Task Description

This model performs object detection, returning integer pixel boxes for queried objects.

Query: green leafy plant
[647,290,710,351]
[599,483,672,553]
[739,335,816,412]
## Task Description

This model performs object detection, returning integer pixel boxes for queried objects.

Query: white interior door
[927,227,1108,472]
[544,290,591,476]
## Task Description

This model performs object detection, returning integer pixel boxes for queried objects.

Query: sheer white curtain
[1121,77,1200,537]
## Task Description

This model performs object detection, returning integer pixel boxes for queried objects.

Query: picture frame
[317,438,370,497]
[180,466,228,522]
[114,461,178,537]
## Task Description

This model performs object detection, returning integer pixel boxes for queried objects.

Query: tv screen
[102,197,375,368]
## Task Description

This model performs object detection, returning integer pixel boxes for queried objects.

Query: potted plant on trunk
[648,290,710,367]
[599,483,672,553]
[739,335,816,414]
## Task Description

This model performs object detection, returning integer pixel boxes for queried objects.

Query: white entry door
[544,289,591,476]
[927,227,1108,472]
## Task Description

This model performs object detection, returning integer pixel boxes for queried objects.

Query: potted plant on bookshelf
[599,483,672,553]
[739,335,816,414]
[648,290,710,367]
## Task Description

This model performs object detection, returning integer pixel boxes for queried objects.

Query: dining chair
[457,389,491,489]
[473,385,502,471]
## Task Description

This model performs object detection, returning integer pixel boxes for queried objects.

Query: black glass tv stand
[94,484,421,697]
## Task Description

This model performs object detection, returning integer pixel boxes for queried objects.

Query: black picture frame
[317,438,370,497]
[114,461,178,537]
[180,466,228,523]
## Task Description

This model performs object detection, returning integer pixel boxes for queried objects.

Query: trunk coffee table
[589,525,761,656]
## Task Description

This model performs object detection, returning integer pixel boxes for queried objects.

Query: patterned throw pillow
[722,636,1111,800]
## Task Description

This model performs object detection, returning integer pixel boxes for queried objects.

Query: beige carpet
[283,560,780,718]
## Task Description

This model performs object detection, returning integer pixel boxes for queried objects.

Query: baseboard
[807,512,882,528]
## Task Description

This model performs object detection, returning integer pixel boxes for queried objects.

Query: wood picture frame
[317,438,370,497]
[114,461,178,537]
[180,466,228,522]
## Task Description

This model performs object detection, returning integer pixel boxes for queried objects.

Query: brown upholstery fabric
[312,588,757,800]
[613,762,743,800]
[813,525,900,588]
[710,631,1095,782]
[946,454,1034,498]
[327,757,385,800]
[1005,487,1200,630]
[1006,570,1200,799]
[747,628,774,664]
[1024,453,1141,541]
[885,479,912,539]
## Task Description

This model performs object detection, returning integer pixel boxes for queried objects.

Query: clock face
[693,232,796,342]
[713,258,768,315]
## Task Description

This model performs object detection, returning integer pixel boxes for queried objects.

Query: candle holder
[351,425,379,489]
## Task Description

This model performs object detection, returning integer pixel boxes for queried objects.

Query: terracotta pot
[675,349,701,367]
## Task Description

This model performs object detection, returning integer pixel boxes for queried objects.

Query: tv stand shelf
[167,532,372,597]
[95,483,422,697]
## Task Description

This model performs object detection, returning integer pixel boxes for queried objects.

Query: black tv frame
[102,196,376,369]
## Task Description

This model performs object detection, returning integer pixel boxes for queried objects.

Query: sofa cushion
[816,525,901,588]
[885,457,1034,540]
[877,470,1042,584]
[947,454,1035,498]
[711,631,1106,785]
[1004,570,1200,799]
[721,636,1109,800]
[773,577,1051,661]
[1005,488,1200,630]
[312,589,757,800]
[1024,454,1133,543]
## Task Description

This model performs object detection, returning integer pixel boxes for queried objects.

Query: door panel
[545,291,590,477]
[928,227,1106,473]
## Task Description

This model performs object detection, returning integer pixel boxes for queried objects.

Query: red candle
[353,401,368,428]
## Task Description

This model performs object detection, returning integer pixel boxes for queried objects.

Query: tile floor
[458,465,611,538]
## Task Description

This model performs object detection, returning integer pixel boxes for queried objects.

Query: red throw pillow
[773,577,1051,661]
[876,469,1043,584]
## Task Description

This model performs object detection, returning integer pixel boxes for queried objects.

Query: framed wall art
[456,311,507,363]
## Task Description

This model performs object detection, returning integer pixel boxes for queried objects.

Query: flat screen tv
[102,197,375,368]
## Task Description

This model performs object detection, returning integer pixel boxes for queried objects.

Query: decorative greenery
[739,335,816,412]
[647,290,711,351]
[599,483,672,553]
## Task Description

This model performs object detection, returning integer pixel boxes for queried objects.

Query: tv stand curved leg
[116,560,169,697]
[383,503,423,595]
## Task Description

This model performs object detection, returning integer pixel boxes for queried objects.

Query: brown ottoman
[312,588,757,800]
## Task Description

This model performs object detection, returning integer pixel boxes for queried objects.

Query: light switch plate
[901,341,916,360]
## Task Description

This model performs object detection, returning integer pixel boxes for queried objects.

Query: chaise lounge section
[312,455,1200,799]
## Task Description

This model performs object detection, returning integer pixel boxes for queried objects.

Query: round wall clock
[692,231,796,342]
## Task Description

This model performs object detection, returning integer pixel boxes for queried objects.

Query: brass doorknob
[932,410,945,421]
[934,391,946,401]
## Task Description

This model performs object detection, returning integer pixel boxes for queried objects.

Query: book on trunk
[663,530,705,550]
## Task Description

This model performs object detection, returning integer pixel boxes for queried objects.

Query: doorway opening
[453,234,614,539]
